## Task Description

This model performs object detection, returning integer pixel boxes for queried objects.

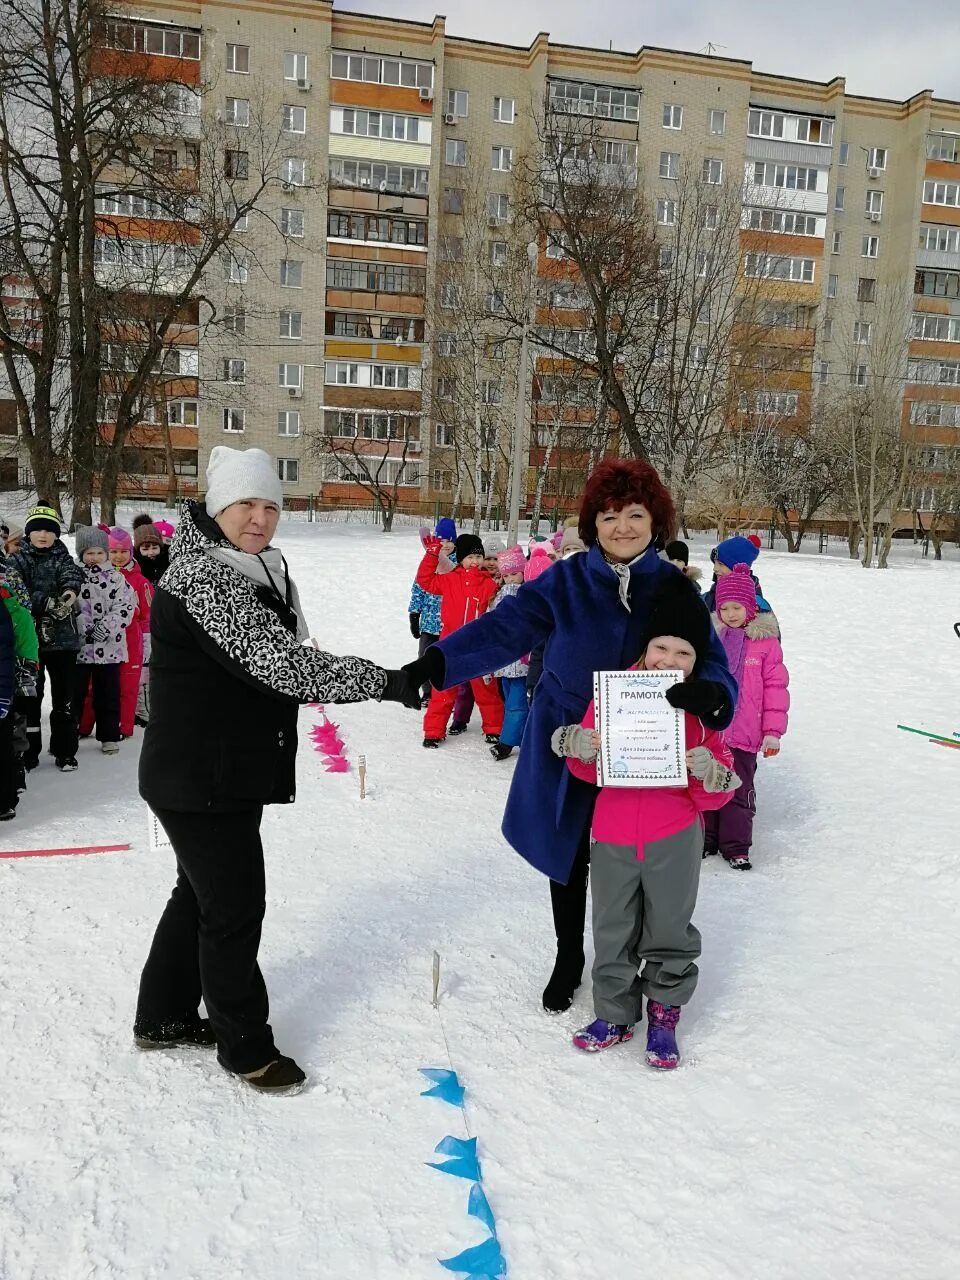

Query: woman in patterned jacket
[134,446,418,1095]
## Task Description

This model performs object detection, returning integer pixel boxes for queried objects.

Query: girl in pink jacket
[551,575,739,1069]
[704,563,789,870]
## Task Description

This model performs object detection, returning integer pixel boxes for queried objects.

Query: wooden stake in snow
[432,950,441,1009]
[358,754,367,798]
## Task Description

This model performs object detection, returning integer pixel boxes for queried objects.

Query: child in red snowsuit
[417,533,503,747]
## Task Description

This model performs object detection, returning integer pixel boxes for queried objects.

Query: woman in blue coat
[406,461,737,1013]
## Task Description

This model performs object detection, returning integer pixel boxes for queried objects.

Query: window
[867,147,887,170]
[437,333,458,356]
[839,142,849,166]
[548,79,640,121]
[702,204,718,231]
[337,108,421,142]
[854,321,872,344]
[487,193,511,223]
[752,161,822,191]
[796,117,834,146]
[226,44,249,74]
[435,423,454,447]
[167,400,199,426]
[492,146,512,172]
[857,278,876,303]
[445,139,466,167]
[822,317,833,339]
[325,260,426,295]
[222,358,245,383]
[329,157,429,195]
[223,306,245,335]
[743,254,815,283]
[851,364,868,387]
[907,357,960,385]
[818,360,830,385]
[748,109,785,138]
[225,252,248,284]
[908,401,960,427]
[281,207,304,237]
[915,269,960,300]
[919,224,960,253]
[225,97,249,127]
[662,104,683,129]
[709,109,726,135]
[927,133,959,163]
[280,157,306,186]
[437,376,456,401]
[224,150,248,180]
[740,391,799,416]
[484,289,506,315]
[832,231,842,254]
[745,208,819,237]
[659,246,673,271]
[153,148,177,174]
[330,50,434,90]
[164,84,202,116]
[282,105,306,134]
[695,252,713,278]
[440,235,464,261]
[487,339,506,361]
[325,361,359,384]
[225,198,249,232]
[861,236,879,258]
[223,407,245,433]
[278,363,303,389]
[372,364,412,389]
[446,89,469,118]
[493,96,515,123]
[443,187,464,214]
[280,259,303,287]
[480,379,501,405]
[865,190,884,216]
[440,283,462,309]
[922,180,960,208]
[659,151,679,180]
[656,199,676,225]
[702,157,723,185]
[835,186,845,211]
[278,410,301,436]
[284,52,307,81]
[278,459,299,483]
[279,310,302,339]
[105,21,200,58]
[433,467,454,489]
[489,239,508,266]
[827,273,838,298]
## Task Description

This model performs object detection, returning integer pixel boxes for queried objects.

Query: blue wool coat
[437,543,738,884]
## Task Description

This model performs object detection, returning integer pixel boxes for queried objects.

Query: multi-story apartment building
[2,0,958,526]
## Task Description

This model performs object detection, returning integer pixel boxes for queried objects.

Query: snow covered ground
[2,524,959,1280]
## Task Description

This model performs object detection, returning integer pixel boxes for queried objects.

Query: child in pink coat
[551,576,739,1069]
[704,562,789,870]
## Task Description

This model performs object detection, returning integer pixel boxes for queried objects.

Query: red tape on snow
[0,843,131,860]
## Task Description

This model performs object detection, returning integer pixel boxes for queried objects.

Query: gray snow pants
[590,821,703,1024]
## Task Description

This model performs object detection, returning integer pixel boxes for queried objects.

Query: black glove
[380,668,422,710]
[409,612,421,640]
[403,646,445,695]
[666,678,728,723]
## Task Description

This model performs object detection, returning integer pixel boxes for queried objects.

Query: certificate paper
[594,669,687,788]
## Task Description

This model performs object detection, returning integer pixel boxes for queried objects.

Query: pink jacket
[713,612,789,754]
[116,559,153,666]
[567,699,735,859]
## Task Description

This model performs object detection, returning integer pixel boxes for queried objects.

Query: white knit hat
[204,446,283,517]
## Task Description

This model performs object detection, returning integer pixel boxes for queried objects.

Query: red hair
[578,459,676,548]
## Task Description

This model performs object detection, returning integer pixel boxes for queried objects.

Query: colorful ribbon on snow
[419,1068,507,1279]
[309,705,351,773]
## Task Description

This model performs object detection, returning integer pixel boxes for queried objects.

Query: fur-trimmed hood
[712,609,781,641]
[684,565,703,585]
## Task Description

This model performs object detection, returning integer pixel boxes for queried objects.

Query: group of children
[0,505,173,821]
[406,521,790,1070]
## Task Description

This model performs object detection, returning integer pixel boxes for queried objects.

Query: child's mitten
[551,723,597,764]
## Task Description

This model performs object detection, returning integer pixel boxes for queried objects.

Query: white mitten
[550,723,597,764]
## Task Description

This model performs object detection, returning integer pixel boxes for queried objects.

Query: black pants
[0,713,16,811]
[135,806,276,1074]
[549,824,592,960]
[73,663,121,743]
[23,650,78,762]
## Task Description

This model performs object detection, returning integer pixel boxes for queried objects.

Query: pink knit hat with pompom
[108,526,133,551]
[497,545,525,577]
[524,547,555,583]
[715,563,758,620]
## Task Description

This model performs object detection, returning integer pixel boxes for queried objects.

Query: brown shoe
[219,1054,306,1094]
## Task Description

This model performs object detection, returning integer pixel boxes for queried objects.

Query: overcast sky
[337,0,960,103]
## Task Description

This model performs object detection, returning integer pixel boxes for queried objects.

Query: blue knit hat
[715,535,760,570]
[435,517,457,541]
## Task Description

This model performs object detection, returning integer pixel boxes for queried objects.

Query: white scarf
[205,543,309,640]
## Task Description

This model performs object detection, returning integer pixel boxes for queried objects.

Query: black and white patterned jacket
[139,503,387,813]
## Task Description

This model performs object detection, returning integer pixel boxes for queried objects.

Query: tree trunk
[99,448,123,525]
[846,520,860,560]
[877,523,894,569]
[777,504,799,552]
[24,432,62,513]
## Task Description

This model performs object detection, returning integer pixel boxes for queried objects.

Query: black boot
[542,836,590,1013]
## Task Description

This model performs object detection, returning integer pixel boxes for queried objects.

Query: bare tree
[308,426,417,533]
[755,417,840,551]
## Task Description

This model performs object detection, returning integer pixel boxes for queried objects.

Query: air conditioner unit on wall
[443,113,456,126]
[869,211,881,223]
[868,166,880,179]
[288,387,303,399]
[419,86,434,102]
[296,79,311,92]
[408,439,422,452]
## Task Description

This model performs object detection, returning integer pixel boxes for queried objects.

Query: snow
[2,523,959,1280]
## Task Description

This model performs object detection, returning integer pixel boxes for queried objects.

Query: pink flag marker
[0,844,131,861]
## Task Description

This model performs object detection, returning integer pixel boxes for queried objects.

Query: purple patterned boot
[645,1001,681,1069]
[572,1018,634,1052]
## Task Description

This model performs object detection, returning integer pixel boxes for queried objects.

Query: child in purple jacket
[74,527,136,755]
[705,563,789,869]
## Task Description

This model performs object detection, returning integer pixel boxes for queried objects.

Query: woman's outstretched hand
[666,678,728,722]
[379,647,446,709]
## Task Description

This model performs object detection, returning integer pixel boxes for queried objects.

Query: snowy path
[2,525,958,1280]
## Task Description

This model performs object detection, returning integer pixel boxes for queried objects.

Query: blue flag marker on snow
[438,1236,507,1276]
[419,1068,466,1107]
[427,1135,481,1181]
[467,1183,496,1235]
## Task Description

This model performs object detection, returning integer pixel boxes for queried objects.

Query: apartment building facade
[3,0,959,522]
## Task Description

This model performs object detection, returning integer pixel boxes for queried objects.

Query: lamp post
[508,240,539,546]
